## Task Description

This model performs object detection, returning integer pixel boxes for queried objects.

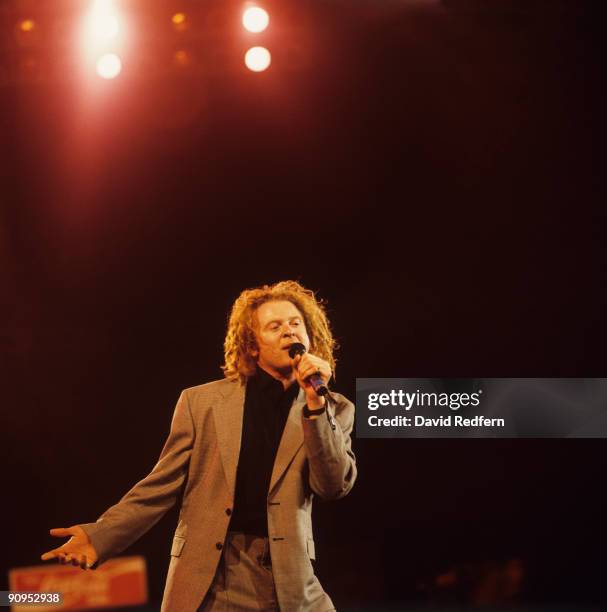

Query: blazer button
[216,542,223,550]
[225,508,232,516]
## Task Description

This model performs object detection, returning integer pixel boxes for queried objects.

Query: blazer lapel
[214,378,245,499]
[268,388,306,495]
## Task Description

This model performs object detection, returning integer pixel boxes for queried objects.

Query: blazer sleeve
[79,390,194,565]
[301,391,357,500]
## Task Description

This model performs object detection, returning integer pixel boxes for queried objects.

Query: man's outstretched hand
[41,525,99,570]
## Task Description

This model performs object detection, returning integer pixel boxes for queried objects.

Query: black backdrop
[1,1,605,609]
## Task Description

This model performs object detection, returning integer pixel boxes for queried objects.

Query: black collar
[251,367,299,401]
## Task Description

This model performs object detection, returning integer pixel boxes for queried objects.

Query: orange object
[8,556,148,610]
[19,19,36,33]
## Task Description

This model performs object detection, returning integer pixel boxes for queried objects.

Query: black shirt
[230,368,300,537]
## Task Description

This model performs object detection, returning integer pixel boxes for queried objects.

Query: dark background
[1,0,605,609]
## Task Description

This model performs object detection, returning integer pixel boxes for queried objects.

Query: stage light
[96,53,122,79]
[172,12,188,32]
[94,15,119,40]
[244,46,271,72]
[15,18,39,47]
[83,1,121,47]
[242,7,269,33]
[19,19,36,33]
[80,1,126,77]
[174,50,191,67]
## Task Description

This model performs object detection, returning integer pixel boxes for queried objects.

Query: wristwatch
[302,404,326,419]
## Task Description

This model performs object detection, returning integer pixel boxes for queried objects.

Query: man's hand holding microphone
[289,342,331,414]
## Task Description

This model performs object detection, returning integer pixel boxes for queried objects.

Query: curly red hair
[222,280,337,384]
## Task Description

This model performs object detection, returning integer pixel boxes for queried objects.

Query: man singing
[41,280,357,611]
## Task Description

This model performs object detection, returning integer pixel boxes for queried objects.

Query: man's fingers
[297,355,328,376]
[49,527,73,538]
[298,366,318,383]
[299,364,315,377]
[41,547,64,561]
[299,365,325,381]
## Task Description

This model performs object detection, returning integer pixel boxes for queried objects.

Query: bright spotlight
[244,46,271,72]
[96,53,122,79]
[94,15,119,39]
[81,1,125,75]
[242,7,269,33]
[83,1,121,48]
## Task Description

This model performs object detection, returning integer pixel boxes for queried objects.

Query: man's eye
[292,320,301,326]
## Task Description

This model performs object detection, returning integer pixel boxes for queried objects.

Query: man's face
[253,300,310,379]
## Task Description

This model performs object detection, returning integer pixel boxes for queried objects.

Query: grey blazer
[80,377,357,611]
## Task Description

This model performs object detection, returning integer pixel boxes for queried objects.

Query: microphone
[288,343,329,396]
